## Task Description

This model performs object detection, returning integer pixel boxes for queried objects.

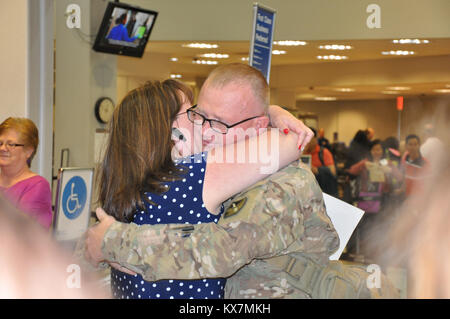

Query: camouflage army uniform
[97,161,399,298]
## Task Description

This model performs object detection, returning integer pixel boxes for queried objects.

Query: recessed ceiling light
[170,74,182,79]
[317,55,348,60]
[192,59,218,65]
[434,89,450,93]
[272,50,286,55]
[273,40,307,46]
[381,50,415,55]
[296,93,316,99]
[382,91,400,95]
[198,53,229,59]
[386,86,411,91]
[392,39,429,44]
[315,97,337,101]
[319,45,352,50]
[183,43,219,49]
[334,88,355,92]
[241,57,249,61]
[170,57,178,62]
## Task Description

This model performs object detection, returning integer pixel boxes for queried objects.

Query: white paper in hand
[322,193,365,260]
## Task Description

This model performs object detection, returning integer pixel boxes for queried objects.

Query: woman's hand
[268,105,313,152]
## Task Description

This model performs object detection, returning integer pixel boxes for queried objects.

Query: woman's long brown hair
[97,80,193,222]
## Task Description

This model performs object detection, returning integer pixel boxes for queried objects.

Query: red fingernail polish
[283,129,289,134]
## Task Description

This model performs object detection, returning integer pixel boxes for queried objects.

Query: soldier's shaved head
[202,63,269,114]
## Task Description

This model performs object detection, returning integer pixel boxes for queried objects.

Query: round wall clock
[95,97,115,124]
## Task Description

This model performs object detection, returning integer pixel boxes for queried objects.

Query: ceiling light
[386,86,411,91]
[317,55,348,60]
[182,43,219,49]
[382,91,400,95]
[192,59,218,65]
[296,93,316,99]
[170,57,178,62]
[273,40,307,46]
[434,89,450,93]
[319,45,352,50]
[315,97,337,101]
[272,50,286,55]
[334,88,355,92]
[241,57,249,61]
[392,39,429,44]
[381,50,415,55]
[170,74,182,79]
[198,53,229,59]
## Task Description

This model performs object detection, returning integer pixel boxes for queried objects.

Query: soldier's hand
[268,105,313,152]
[85,207,115,266]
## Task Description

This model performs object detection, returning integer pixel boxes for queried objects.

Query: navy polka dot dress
[110,152,226,299]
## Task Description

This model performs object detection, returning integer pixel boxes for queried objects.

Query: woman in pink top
[0,117,52,230]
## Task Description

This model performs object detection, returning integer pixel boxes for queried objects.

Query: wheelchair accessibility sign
[53,168,94,242]
[62,176,87,220]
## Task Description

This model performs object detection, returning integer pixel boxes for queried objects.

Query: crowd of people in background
[311,125,444,264]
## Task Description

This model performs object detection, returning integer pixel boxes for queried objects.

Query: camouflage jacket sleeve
[102,161,339,281]
[73,231,110,273]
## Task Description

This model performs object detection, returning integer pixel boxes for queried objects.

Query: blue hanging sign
[249,3,276,83]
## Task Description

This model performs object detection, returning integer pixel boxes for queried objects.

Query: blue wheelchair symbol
[62,176,87,220]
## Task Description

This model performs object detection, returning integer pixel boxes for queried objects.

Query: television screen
[93,2,158,58]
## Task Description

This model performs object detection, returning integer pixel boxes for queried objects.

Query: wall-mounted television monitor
[93,2,158,58]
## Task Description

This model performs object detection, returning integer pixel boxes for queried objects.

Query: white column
[27,0,54,183]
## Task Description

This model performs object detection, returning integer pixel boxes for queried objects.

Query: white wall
[54,0,117,204]
[117,52,170,102]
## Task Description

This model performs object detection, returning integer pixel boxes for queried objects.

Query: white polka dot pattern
[111,152,225,299]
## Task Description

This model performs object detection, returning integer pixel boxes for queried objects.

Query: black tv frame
[93,1,158,58]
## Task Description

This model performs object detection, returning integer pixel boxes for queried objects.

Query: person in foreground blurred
[420,123,444,174]
[0,117,52,230]
[375,149,449,298]
[0,195,108,298]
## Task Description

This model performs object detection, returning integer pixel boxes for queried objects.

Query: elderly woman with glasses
[0,117,52,230]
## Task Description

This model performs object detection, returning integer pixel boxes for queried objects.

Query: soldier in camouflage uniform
[82,63,399,298]
[98,161,398,298]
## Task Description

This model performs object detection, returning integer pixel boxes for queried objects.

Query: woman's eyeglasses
[0,142,25,150]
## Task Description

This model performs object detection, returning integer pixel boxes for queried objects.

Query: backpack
[316,147,339,197]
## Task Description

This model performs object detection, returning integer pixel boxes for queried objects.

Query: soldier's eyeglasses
[186,105,262,135]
